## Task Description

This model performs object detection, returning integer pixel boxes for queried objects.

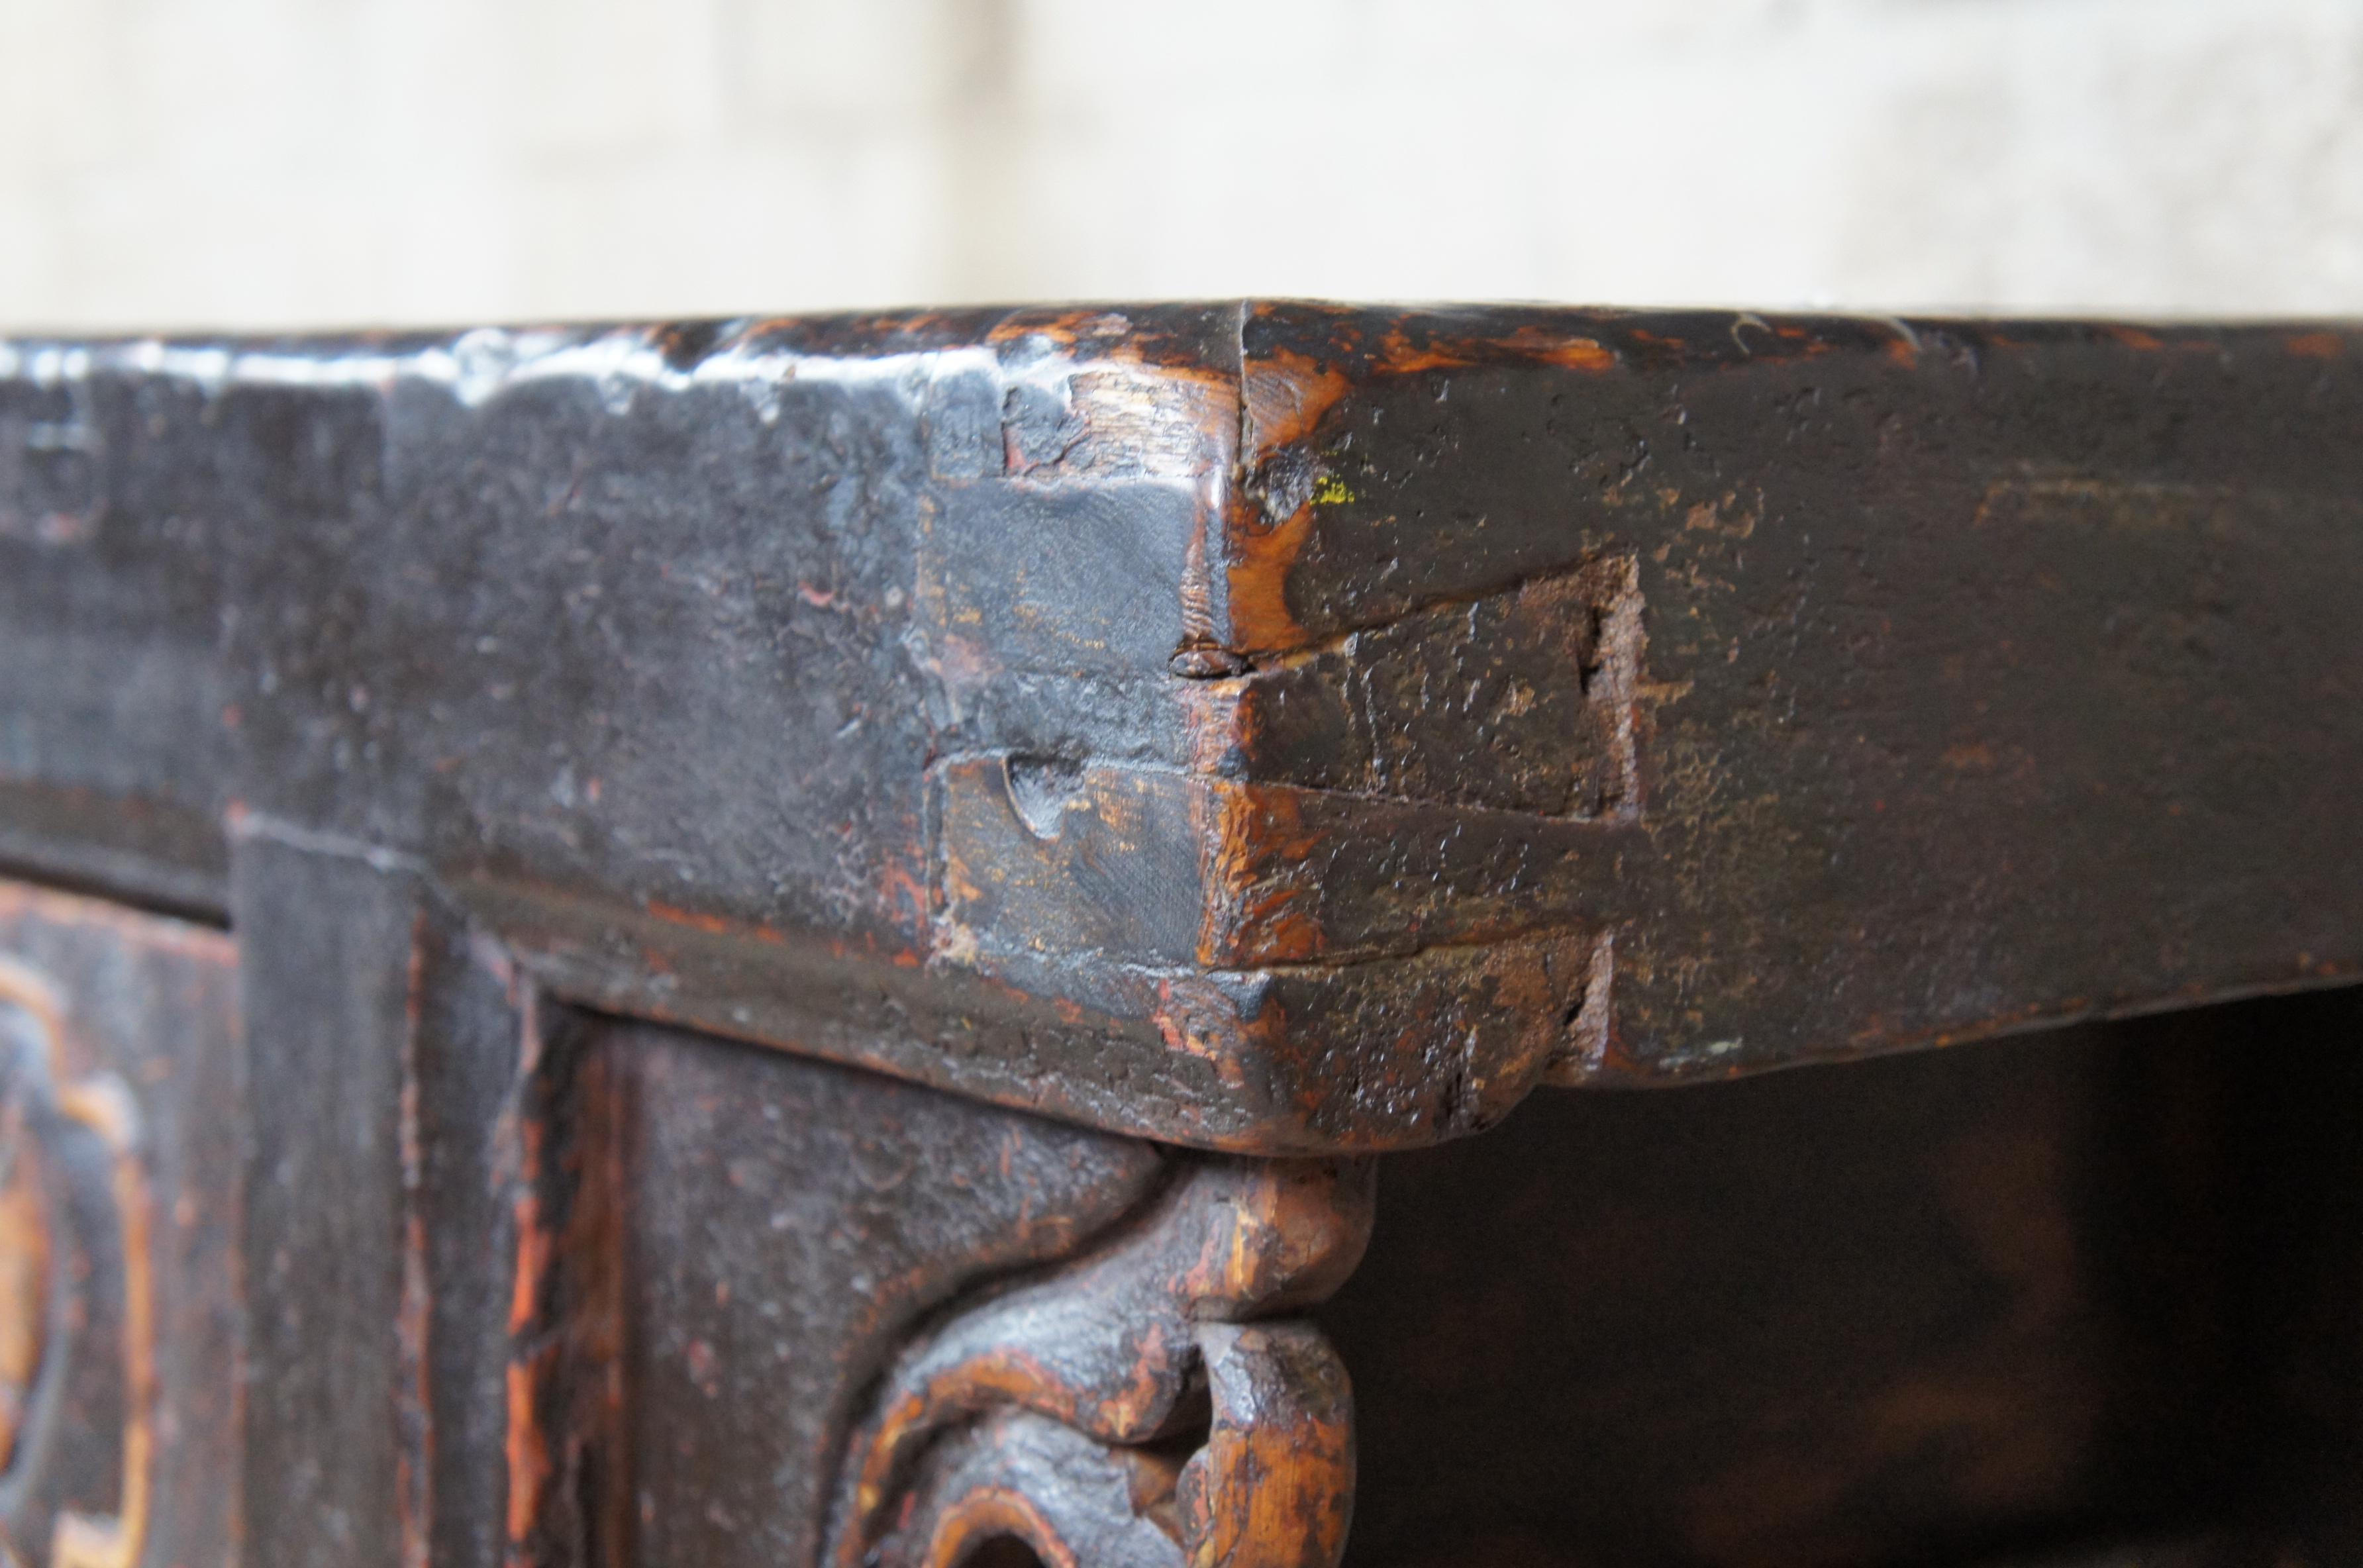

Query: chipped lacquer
[2,305,2362,1567]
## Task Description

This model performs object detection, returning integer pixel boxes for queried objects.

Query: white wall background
[3,0,2359,330]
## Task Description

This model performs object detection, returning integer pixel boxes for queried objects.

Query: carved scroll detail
[0,959,155,1568]
[828,1157,1375,1568]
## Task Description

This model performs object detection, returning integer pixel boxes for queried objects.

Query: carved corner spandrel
[829,1156,1374,1568]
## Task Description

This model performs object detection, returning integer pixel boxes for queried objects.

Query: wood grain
[5,310,2360,1148]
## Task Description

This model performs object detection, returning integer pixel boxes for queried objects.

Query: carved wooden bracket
[0,958,154,1568]
[829,1156,1375,1568]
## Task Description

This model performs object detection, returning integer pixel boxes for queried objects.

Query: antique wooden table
[1,305,2359,1567]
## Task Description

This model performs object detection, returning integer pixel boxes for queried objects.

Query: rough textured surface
[10,297,2363,1568]
[4,307,2362,1150]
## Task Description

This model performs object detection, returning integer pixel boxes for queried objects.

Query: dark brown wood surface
[5,310,2360,1151]
[4,305,2363,1568]
[591,1018,1162,1568]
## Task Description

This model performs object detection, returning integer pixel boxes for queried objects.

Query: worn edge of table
[2,303,2360,1154]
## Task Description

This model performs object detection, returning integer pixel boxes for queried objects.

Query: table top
[3,303,2359,1152]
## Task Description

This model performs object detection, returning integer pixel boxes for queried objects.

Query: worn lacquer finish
[829,1155,1370,1568]
[4,301,2363,1568]
[495,1014,1164,1568]
[6,309,2360,1150]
